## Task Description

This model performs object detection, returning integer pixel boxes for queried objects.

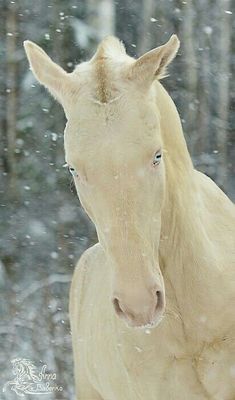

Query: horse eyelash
[69,178,76,194]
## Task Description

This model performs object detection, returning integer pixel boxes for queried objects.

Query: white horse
[24,35,235,399]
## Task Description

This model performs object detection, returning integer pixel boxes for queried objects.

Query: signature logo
[3,358,63,396]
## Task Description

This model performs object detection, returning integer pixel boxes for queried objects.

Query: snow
[199,315,207,323]
[29,220,47,237]
[229,364,235,377]
[203,26,213,35]
[51,132,58,142]
[50,252,59,259]
[16,138,24,147]
[134,346,143,353]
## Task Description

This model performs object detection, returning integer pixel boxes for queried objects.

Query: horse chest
[80,285,235,400]
[83,326,235,399]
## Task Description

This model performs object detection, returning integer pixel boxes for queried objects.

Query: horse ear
[24,40,69,102]
[132,35,180,83]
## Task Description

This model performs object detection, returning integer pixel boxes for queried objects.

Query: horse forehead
[65,107,159,167]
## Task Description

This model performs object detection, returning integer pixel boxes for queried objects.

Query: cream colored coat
[24,36,235,400]
[69,82,235,400]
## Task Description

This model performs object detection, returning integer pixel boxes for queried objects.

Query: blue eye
[68,166,78,177]
[153,151,162,166]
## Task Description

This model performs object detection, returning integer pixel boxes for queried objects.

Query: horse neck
[155,82,200,267]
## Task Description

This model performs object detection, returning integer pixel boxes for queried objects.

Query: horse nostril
[155,290,164,312]
[112,298,124,316]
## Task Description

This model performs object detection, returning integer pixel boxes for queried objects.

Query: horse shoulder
[69,243,103,330]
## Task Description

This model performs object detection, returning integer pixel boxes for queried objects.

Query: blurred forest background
[0,0,234,398]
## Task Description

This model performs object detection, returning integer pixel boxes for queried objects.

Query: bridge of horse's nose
[112,284,165,326]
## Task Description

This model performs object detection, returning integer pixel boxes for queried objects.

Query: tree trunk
[0,2,7,173]
[181,0,198,152]
[215,0,232,191]
[6,2,18,194]
[138,0,155,54]
[196,12,210,156]
[86,0,115,53]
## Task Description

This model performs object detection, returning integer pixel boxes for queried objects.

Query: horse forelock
[91,36,128,104]
[94,36,126,60]
[94,52,109,104]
